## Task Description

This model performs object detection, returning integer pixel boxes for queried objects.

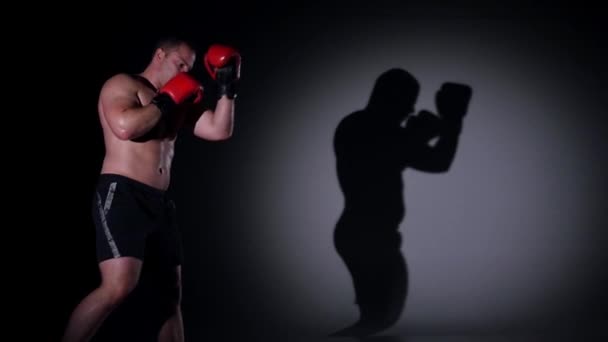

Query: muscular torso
[98,76,178,190]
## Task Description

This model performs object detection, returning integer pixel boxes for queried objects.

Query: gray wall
[168,3,607,339]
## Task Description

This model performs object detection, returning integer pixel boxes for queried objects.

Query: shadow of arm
[404,120,463,173]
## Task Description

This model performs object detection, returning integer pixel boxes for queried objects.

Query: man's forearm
[116,104,163,140]
[210,97,235,138]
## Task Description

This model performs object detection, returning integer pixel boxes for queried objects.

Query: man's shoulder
[100,73,141,95]
[103,73,138,87]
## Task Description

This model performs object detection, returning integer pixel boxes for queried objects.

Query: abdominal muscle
[100,137,175,191]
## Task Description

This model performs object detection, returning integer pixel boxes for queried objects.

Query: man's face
[159,44,196,85]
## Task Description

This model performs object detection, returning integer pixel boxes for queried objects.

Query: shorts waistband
[98,173,168,198]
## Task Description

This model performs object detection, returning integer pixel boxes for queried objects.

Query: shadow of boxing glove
[151,72,203,118]
[406,110,442,142]
[435,82,472,121]
[204,44,241,99]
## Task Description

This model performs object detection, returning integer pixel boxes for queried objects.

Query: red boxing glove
[152,72,203,117]
[204,44,241,99]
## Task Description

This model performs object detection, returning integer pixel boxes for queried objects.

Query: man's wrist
[151,93,176,118]
[219,83,237,99]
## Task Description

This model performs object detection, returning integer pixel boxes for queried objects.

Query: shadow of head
[366,68,420,124]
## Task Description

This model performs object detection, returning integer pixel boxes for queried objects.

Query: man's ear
[155,48,166,61]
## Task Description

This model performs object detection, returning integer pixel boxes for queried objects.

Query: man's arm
[191,44,241,141]
[100,74,162,141]
[193,96,234,140]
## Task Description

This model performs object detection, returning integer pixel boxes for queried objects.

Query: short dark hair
[152,35,197,56]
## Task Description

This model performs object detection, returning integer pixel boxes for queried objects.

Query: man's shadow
[330,68,471,337]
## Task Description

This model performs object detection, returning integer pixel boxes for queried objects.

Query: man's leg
[158,265,184,342]
[62,257,142,342]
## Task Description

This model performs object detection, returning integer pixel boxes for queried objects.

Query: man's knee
[103,277,139,306]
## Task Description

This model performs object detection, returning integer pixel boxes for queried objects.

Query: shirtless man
[62,37,241,342]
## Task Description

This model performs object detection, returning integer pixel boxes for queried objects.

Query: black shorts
[92,173,183,266]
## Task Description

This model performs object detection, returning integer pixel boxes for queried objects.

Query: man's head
[149,36,197,87]
[366,68,420,124]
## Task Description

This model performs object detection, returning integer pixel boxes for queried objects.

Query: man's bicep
[100,80,140,123]
[98,79,143,140]
[103,95,138,118]
[192,109,218,139]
